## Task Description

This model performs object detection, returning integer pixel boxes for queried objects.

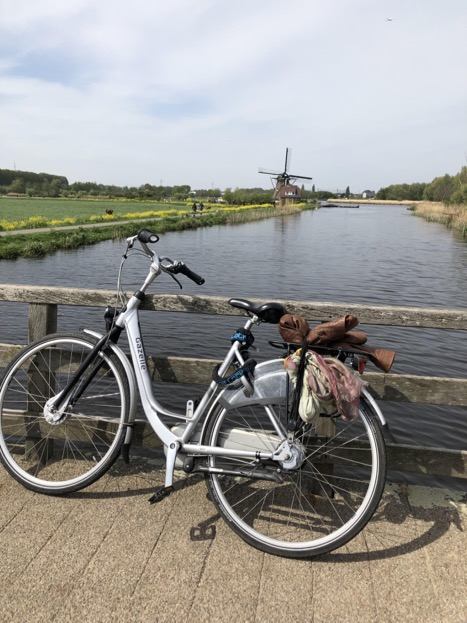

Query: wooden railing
[1,283,466,480]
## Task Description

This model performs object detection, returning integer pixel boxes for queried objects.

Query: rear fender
[200,359,290,445]
[200,363,387,438]
[361,388,387,427]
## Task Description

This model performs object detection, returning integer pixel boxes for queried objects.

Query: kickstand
[148,485,175,504]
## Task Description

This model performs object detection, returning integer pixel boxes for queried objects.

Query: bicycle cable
[104,243,148,340]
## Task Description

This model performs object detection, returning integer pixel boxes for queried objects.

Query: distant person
[199,202,204,213]
[192,202,197,217]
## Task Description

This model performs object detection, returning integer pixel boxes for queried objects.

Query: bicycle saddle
[228,298,287,324]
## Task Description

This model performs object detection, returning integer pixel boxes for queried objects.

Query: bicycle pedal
[148,485,175,504]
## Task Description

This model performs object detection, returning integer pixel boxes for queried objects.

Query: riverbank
[0,204,311,259]
[412,201,467,239]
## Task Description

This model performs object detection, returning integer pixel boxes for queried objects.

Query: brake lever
[167,270,182,289]
[160,257,183,289]
[126,235,138,248]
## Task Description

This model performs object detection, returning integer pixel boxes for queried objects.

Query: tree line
[0,170,205,201]
[376,166,467,204]
[0,169,274,204]
[0,170,69,198]
[0,167,335,205]
[2,164,466,205]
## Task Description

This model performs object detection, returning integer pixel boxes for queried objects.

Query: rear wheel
[0,333,129,494]
[204,396,386,558]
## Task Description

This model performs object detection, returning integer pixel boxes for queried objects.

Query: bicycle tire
[0,332,130,494]
[204,393,386,558]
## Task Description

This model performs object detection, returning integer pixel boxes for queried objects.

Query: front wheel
[0,332,130,494]
[204,395,386,558]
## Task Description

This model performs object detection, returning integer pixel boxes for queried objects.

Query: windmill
[259,148,313,207]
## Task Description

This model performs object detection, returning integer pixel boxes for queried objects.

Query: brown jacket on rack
[278,313,395,373]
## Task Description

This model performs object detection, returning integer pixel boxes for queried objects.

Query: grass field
[0,197,187,223]
[0,196,281,233]
[0,200,305,259]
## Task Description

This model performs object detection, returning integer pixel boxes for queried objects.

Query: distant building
[362,189,376,199]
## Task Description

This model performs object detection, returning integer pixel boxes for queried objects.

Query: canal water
[1,205,466,485]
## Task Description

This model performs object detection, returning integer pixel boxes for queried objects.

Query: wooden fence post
[25,303,58,462]
[28,303,57,342]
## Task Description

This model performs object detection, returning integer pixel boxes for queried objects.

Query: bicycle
[0,229,387,558]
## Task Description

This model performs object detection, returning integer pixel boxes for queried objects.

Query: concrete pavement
[1,454,466,623]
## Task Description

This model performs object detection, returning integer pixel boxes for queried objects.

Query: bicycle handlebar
[132,229,205,287]
[137,229,159,244]
[170,262,205,285]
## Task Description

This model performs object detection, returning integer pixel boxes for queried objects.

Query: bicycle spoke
[206,394,386,558]
[0,334,128,493]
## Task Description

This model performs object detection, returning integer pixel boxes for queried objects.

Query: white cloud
[1,0,466,191]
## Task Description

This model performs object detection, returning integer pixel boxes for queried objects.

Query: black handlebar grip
[138,229,159,244]
[178,263,205,285]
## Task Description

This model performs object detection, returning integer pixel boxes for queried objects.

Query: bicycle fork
[45,328,122,420]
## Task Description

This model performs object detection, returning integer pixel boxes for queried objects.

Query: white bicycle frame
[111,302,295,488]
[82,236,291,489]
[82,233,386,491]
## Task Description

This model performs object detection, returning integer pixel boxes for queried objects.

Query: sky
[0,0,466,193]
